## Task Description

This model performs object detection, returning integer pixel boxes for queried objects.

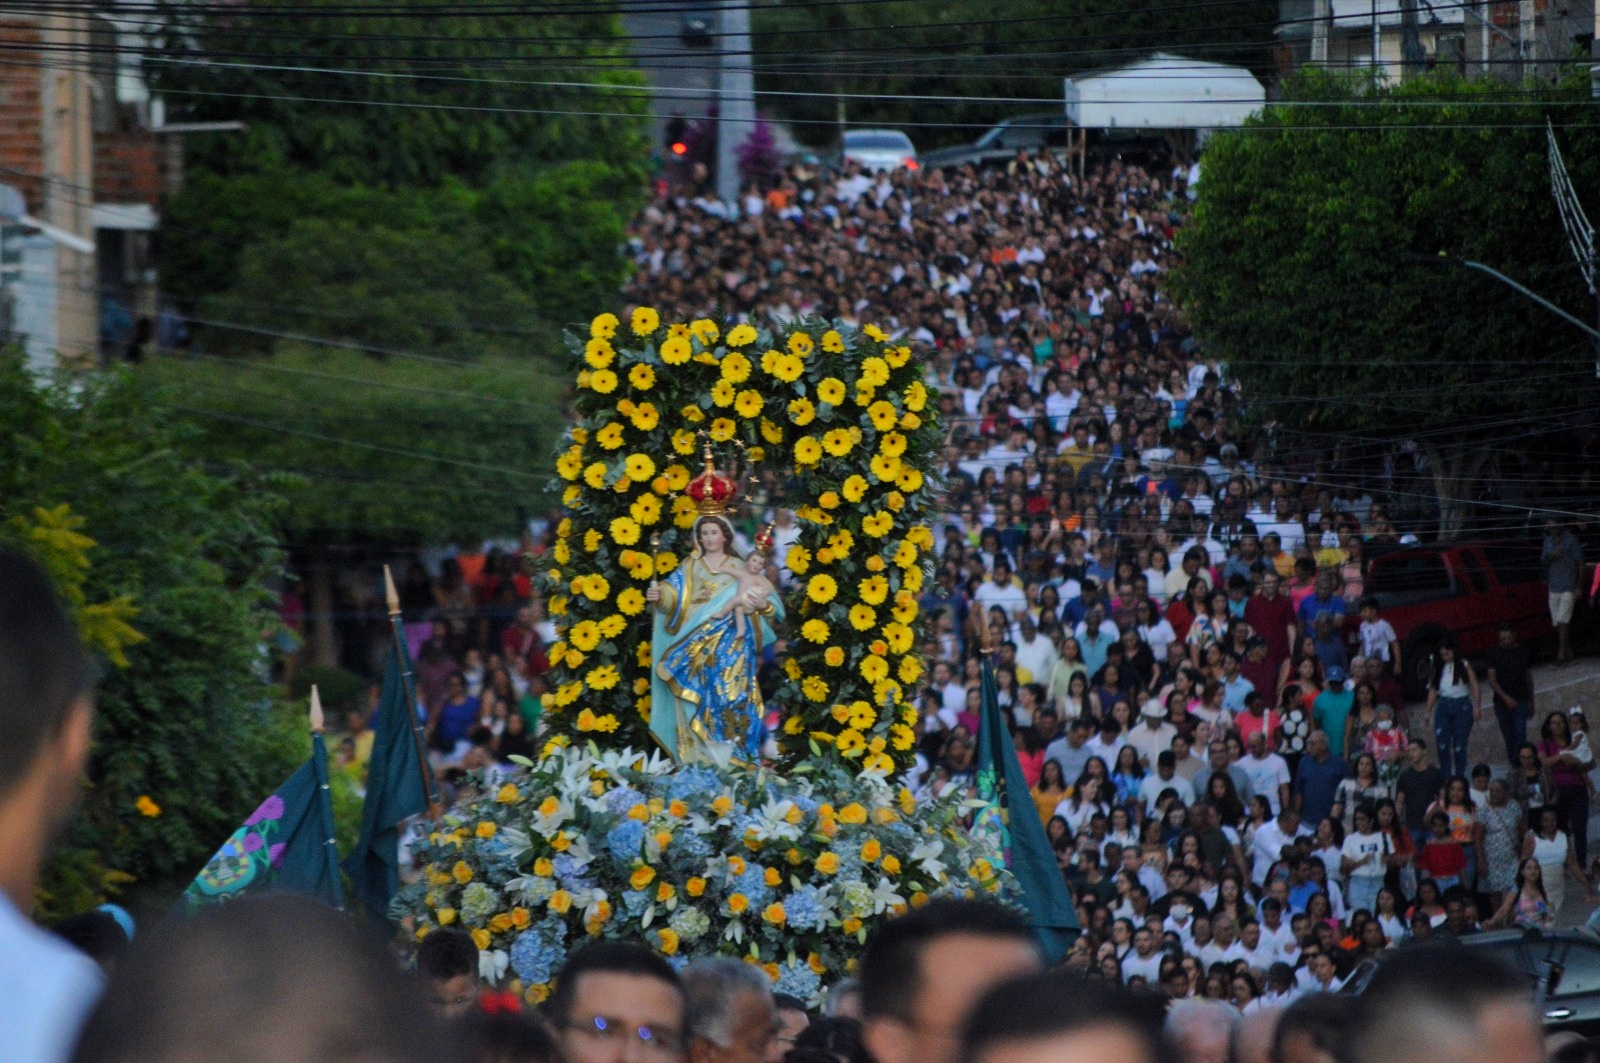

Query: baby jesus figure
[714,548,776,626]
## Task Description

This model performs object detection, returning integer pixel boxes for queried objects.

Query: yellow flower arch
[538,312,940,774]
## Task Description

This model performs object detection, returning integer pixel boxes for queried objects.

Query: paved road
[1399,654,1600,928]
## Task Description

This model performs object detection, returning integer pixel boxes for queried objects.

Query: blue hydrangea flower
[731,866,772,908]
[673,830,712,861]
[789,793,820,814]
[606,787,646,815]
[774,960,822,1002]
[784,885,827,932]
[665,767,720,801]
[666,953,690,972]
[621,889,651,917]
[478,837,522,879]
[605,820,647,866]
[509,927,566,985]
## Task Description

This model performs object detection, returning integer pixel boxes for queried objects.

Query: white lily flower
[479,947,509,984]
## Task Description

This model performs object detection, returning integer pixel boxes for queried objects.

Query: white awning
[92,203,159,231]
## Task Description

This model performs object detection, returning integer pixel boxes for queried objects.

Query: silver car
[836,129,918,173]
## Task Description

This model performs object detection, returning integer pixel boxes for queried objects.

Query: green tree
[148,0,648,187]
[753,0,1278,147]
[0,356,304,916]
[1169,68,1600,535]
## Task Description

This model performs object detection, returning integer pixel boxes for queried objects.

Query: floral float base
[395,744,1014,1006]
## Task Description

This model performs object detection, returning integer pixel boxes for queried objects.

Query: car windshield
[845,133,910,150]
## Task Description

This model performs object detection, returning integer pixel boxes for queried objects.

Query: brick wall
[94,129,164,204]
[0,20,44,212]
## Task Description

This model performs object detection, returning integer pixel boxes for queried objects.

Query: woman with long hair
[1487,857,1555,931]
[1510,741,1548,811]
[1204,771,1246,830]
[1374,797,1417,900]
[1335,754,1389,834]
[1522,803,1594,914]
[1032,759,1071,827]
[1374,886,1407,944]
[1111,745,1147,810]
[1424,637,1481,779]
[1426,775,1484,893]
[1539,710,1593,872]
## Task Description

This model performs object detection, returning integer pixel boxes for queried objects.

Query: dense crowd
[331,152,1597,1014]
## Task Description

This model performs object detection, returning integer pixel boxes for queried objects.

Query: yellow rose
[475,821,497,839]
[687,877,707,897]
[657,927,681,955]
[815,852,841,875]
[549,890,573,914]
[881,855,902,876]
[630,865,657,890]
[861,838,882,863]
[452,861,474,884]
[763,903,787,925]
[436,907,457,925]
[727,893,750,914]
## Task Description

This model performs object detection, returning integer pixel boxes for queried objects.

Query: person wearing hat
[1313,665,1357,759]
[1127,699,1177,771]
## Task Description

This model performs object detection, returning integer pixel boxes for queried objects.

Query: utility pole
[715,0,755,208]
[1398,0,1426,76]
[38,6,96,368]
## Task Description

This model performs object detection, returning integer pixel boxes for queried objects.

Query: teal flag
[181,731,344,912]
[344,620,432,926]
[974,655,1079,961]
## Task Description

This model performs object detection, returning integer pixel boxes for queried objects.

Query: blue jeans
[1495,699,1530,765]
[1347,875,1382,914]
[1434,695,1474,779]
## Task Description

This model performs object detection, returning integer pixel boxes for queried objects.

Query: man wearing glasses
[550,943,690,1063]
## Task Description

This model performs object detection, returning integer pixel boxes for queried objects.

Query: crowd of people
[5,143,1596,1063]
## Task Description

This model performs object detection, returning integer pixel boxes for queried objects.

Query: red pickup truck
[1358,540,1552,698]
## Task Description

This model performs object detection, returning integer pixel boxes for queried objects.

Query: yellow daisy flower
[591,312,619,339]
[787,397,816,426]
[848,604,877,631]
[624,454,656,481]
[734,390,763,418]
[822,429,853,457]
[629,363,656,390]
[800,618,829,643]
[721,351,753,383]
[660,335,691,365]
[589,369,618,395]
[793,436,822,466]
[806,574,838,603]
[727,323,758,348]
[821,330,845,353]
[817,377,846,405]
[630,307,659,335]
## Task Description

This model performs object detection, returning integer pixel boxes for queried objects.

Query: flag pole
[384,565,442,815]
[308,685,347,910]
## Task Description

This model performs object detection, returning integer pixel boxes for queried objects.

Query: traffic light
[664,115,687,159]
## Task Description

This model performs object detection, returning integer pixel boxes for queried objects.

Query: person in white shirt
[1230,919,1278,974]
[1010,615,1058,685]
[1139,751,1195,818]
[0,553,104,1063]
[1340,804,1388,913]
[1120,926,1165,984]
[1238,731,1292,815]
[973,560,1029,618]
[1128,702,1179,770]
[1250,807,1308,887]
[1256,899,1299,962]
[1197,914,1238,968]
[1083,718,1126,767]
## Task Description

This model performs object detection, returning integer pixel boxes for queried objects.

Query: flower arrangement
[540,311,942,772]
[396,745,1010,1005]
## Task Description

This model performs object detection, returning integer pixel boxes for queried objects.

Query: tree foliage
[1168,68,1600,531]
[0,357,304,915]
[142,0,648,543]
[139,345,564,544]
[753,0,1278,147]
[148,0,648,187]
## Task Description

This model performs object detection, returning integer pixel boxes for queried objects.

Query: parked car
[921,113,1075,171]
[1356,539,1551,697]
[1341,929,1600,1034]
[835,129,918,173]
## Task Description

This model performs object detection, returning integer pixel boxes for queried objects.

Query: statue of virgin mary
[645,511,781,762]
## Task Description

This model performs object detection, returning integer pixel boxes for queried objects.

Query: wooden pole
[384,565,442,815]
[308,685,346,910]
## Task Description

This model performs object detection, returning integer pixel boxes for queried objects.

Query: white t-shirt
[1342,830,1387,880]
[1238,753,1292,815]
[1260,920,1299,961]
[1122,950,1164,985]
[1139,771,1194,817]
[1359,618,1397,662]
[974,577,1029,617]
[1250,820,1307,885]
[0,892,104,1063]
